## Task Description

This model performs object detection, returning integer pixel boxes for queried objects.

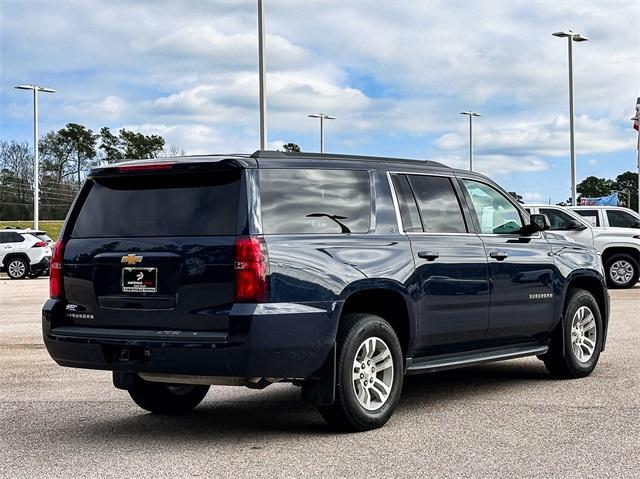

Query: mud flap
[113,371,138,390]
[301,345,335,406]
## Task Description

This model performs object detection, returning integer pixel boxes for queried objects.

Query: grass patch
[0,220,65,240]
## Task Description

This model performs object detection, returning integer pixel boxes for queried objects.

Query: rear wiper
[306,213,351,233]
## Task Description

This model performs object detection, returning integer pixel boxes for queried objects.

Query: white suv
[525,204,640,289]
[0,228,52,279]
[569,206,640,230]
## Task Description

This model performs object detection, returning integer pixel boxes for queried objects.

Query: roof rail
[251,150,448,168]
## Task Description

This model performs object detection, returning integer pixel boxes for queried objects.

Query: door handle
[489,251,509,261]
[418,251,440,261]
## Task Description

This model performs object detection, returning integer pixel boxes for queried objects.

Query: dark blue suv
[43,150,609,431]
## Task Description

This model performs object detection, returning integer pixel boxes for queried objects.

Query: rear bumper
[42,300,340,379]
[30,256,50,274]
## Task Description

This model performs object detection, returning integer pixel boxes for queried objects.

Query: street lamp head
[15,84,56,93]
[308,113,335,120]
[553,30,588,42]
[460,111,482,117]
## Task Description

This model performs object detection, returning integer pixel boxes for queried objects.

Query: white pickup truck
[525,204,640,289]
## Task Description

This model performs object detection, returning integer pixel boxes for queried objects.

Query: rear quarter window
[70,171,242,238]
[260,169,371,234]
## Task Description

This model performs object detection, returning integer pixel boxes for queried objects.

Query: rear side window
[574,209,599,226]
[391,175,422,232]
[407,175,467,233]
[260,169,371,234]
[70,171,242,238]
[606,209,640,228]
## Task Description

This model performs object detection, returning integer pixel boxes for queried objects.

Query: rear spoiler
[90,155,257,177]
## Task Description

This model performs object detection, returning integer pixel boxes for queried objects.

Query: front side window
[462,179,523,234]
[606,209,640,228]
[407,175,467,233]
[574,209,599,227]
[540,208,579,231]
[260,169,371,234]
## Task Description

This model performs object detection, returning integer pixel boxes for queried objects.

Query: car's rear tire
[6,257,29,279]
[604,253,639,289]
[317,313,403,431]
[127,377,209,414]
[543,289,603,379]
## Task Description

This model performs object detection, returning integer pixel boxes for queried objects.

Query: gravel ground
[0,277,638,478]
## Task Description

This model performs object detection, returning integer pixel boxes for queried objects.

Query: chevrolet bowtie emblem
[121,254,143,265]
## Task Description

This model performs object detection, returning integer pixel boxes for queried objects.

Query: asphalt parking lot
[1,277,638,478]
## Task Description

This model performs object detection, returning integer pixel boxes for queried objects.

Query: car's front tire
[6,257,29,279]
[543,289,603,379]
[127,377,209,414]
[317,313,403,431]
[604,253,639,289]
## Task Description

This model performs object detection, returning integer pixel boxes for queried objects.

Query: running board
[405,343,549,375]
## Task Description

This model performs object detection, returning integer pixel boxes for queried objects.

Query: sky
[1,0,639,204]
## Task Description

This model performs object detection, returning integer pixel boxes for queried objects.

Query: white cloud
[522,192,546,203]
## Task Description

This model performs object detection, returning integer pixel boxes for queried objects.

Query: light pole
[308,113,335,153]
[553,30,588,206]
[14,84,56,230]
[460,111,481,171]
[632,97,640,214]
[257,0,267,150]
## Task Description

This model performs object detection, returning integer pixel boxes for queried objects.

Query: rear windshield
[260,168,371,234]
[70,172,241,238]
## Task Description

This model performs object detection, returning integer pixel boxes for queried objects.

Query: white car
[524,204,640,289]
[0,228,52,279]
[569,206,640,230]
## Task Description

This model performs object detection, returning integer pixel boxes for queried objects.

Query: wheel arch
[601,245,640,265]
[559,271,609,352]
[2,252,30,268]
[338,280,416,357]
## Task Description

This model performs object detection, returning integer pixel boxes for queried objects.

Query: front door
[460,178,556,341]
[391,174,490,356]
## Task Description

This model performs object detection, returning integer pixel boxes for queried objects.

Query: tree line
[0,123,181,220]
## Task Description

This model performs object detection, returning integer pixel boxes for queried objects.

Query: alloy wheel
[570,306,597,363]
[352,336,394,411]
[8,260,26,278]
[609,260,634,286]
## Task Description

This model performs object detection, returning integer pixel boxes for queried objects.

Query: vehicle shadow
[67,359,552,443]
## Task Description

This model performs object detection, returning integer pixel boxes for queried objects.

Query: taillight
[234,236,269,302]
[32,241,47,248]
[50,240,65,299]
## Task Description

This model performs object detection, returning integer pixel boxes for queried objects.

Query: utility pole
[553,30,588,206]
[257,0,267,150]
[308,113,336,153]
[460,111,481,171]
[632,97,640,213]
[14,84,56,230]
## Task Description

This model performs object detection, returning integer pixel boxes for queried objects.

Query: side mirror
[567,219,587,231]
[527,214,550,234]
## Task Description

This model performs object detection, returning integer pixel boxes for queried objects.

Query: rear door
[63,169,245,332]
[460,178,556,340]
[391,173,489,355]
